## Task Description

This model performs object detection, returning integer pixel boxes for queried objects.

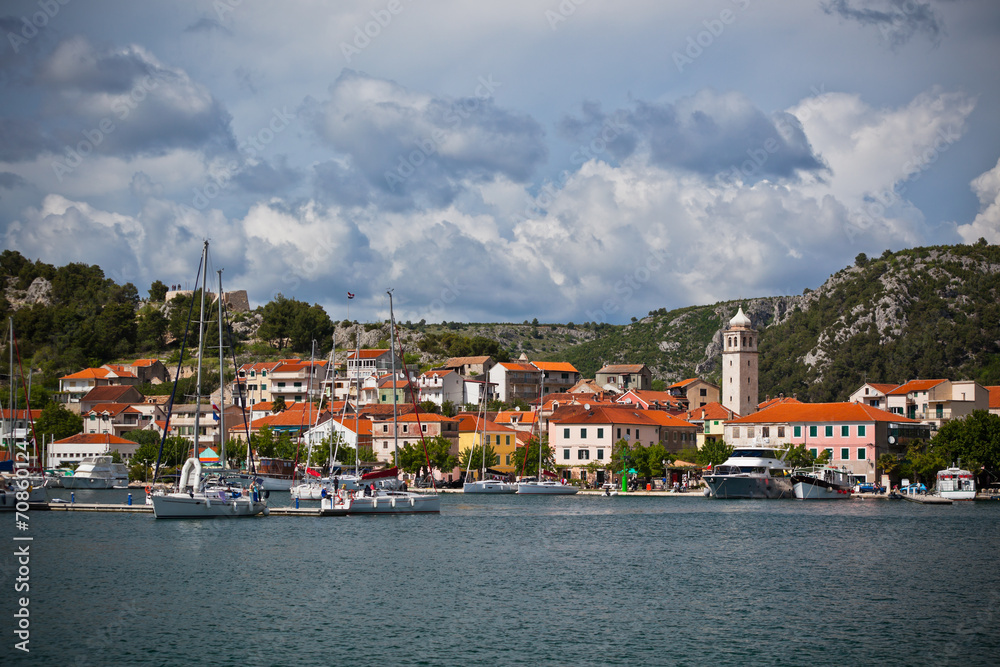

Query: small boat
[62,456,129,489]
[0,476,46,508]
[321,485,440,514]
[791,465,853,500]
[703,443,793,499]
[935,464,976,500]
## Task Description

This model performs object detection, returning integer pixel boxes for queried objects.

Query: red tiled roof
[131,358,160,367]
[493,410,539,424]
[640,411,698,429]
[617,390,683,408]
[757,396,803,410]
[87,403,141,416]
[0,409,42,420]
[549,404,661,427]
[597,364,646,374]
[864,383,900,394]
[348,349,391,360]
[422,369,456,378]
[727,402,920,425]
[53,433,135,445]
[443,356,492,366]
[395,413,458,423]
[499,362,539,372]
[887,379,948,395]
[668,378,701,388]
[327,416,373,435]
[61,368,112,380]
[457,416,517,433]
[80,386,143,403]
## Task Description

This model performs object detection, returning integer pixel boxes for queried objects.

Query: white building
[722,306,758,417]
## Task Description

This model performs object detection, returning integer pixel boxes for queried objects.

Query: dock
[901,494,953,505]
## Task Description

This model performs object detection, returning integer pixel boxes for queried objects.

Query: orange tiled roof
[887,379,948,395]
[597,364,646,374]
[87,403,141,416]
[443,356,492,366]
[686,402,738,421]
[61,368,112,380]
[987,386,1000,409]
[457,416,517,433]
[348,349,391,360]
[640,411,698,428]
[864,383,900,394]
[617,390,683,408]
[531,361,579,373]
[493,410,539,424]
[499,362,539,372]
[0,409,42,420]
[422,369,456,378]
[549,404,661,427]
[131,358,160,367]
[395,413,458,423]
[727,402,920,425]
[81,386,143,403]
[327,416,373,435]
[668,378,701,389]
[757,396,803,410]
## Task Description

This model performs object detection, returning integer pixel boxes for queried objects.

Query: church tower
[722,306,758,416]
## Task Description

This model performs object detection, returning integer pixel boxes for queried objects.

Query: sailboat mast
[217,269,226,469]
[354,334,361,475]
[192,240,209,463]
[387,289,399,468]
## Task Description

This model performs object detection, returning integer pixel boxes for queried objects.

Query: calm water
[3,492,999,666]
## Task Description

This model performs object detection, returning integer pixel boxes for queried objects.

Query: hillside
[544,242,1000,401]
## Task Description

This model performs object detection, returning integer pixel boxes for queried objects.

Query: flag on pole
[347,292,355,299]
[212,403,220,421]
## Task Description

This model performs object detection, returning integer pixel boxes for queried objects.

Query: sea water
[2,492,999,666]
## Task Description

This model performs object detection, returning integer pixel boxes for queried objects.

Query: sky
[1,0,999,326]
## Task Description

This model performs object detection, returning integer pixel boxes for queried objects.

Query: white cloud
[956,157,1000,244]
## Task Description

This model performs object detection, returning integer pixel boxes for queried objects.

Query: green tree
[518,435,553,477]
[149,280,169,301]
[781,443,817,468]
[696,439,733,467]
[441,400,456,418]
[136,308,168,351]
[34,403,83,444]
[459,443,499,475]
[271,396,286,413]
[931,410,1000,472]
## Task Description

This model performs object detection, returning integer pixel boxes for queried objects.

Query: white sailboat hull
[516,481,578,495]
[0,483,45,508]
[463,480,517,494]
[321,491,440,514]
[151,492,268,518]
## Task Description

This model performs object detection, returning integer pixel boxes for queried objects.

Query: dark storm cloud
[0,171,27,189]
[0,117,58,161]
[822,0,944,48]
[38,37,235,159]
[306,70,546,208]
[559,91,825,183]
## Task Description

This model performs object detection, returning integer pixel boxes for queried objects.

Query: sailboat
[321,290,439,514]
[462,392,516,494]
[150,241,268,519]
[516,375,576,495]
[1,318,46,508]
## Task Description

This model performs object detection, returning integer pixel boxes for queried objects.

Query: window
[293,382,302,388]
[841,448,849,460]
[747,427,754,438]
[577,449,589,460]
[857,425,866,437]
[733,427,740,438]
[777,427,785,438]
[261,370,267,377]
[936,404,943,419]
[383,442,388,449]
[421,424,427,433]
[794,426,801,438]
[505,455,511,465]
[597,448,604,460]
[857,447,866,461]
[825,448,833,459]
[563,428,570,439]
[597,428,604,439]
[402,425,408,433]
[261,384,266,391]
[617,428,621,439]
[563,449,570,460]
[700,388,707,396]
[382,424,389,433]
[762,427,770,438]
[809,426,817,438]
[506,436,510,445]
[581,428,587,439]
[841,425,849,437]
[824,425,833,437]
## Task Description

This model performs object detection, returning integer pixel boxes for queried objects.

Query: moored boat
[703,444,792,499]
[62,456,129,489]
[936,464,976,500]
[791,465,853,500]
[516,477,577,495]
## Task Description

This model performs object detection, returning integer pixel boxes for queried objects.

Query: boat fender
[372,497,377,509]
[206,497,211,507]
[391,498,396,508]
[233,500,238,512]
[409,497,415,507]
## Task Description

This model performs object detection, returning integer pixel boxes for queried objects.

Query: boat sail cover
[361,466,399,480]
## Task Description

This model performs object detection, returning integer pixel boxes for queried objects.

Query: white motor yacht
[791,465,853,499]
[936,465,976,500]
[62,456,129,489]
[703,445,792,499]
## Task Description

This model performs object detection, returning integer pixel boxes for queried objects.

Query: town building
[58,366,141,403]
[416,369,465,408]
[685,402,738,448]
[616,389,685,412]
[988,386,1000,416]
[456,414,521,476]
[721,307,758,416]
[79,386,145,414]
[847,382,900,409]
[667,378,720,410]
[371,413,460,468]
[47,433,140,467]
[82,403,164,438]
[531,361,581,395]
[724,402,929,484]
[233,361,282,407]
[440,355,495,379]
[488,361,542,404]
[883,379,989,430]
[346,349,403,382]
[595,364,652,392]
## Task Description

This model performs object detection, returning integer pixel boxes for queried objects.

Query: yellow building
[457,414,520,475]
[685,402,738,448]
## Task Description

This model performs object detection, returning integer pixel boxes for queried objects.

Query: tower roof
[729,306,752,329]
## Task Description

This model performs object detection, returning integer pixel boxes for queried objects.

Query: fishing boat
[935,464,976,500]
[791,465,853,500]
[150,242,267,519]
[703,443,793,499]
[62,455,129,489]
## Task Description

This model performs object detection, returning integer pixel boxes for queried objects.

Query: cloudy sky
[2,0,999,325]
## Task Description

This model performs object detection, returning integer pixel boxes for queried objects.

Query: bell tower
[722,306,758,416]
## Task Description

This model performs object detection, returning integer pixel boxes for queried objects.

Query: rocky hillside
[549,242,1000,400]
